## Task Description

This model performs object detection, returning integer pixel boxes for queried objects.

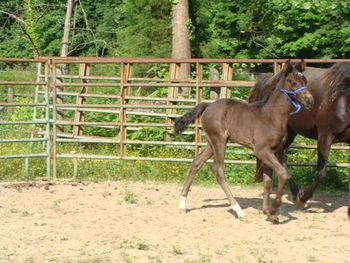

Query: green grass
[123,189,138,204]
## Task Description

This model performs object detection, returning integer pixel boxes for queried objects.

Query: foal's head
[279,59,314,111]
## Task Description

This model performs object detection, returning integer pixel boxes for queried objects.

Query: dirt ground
[0,180,349,263]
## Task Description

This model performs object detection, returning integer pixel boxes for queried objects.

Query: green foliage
[24,0,41,55]
[114,0,172,58]
[1,0,350,59]
[10,98,34,121]
[191,0,350,58]
[123,189,138,204]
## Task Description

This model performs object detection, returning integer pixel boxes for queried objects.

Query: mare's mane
[324,62,350,100]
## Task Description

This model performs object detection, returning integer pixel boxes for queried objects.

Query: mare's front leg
[281,130,301,201]
[257,149,289,224]
[297,134,334,205]
[179,145,213,211]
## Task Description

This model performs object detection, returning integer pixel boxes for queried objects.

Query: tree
[114,0,171,58]
[172,0,191,96]
[1,0,350,60]
[60,0,75,57]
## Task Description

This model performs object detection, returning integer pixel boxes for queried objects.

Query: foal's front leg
[257,150,289,224]
[210,139,244,218]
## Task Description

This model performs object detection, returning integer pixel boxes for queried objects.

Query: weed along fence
[1,57,350,179]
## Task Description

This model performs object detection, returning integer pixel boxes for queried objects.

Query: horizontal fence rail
[0,57,349,179]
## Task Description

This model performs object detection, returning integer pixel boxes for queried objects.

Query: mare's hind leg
[257,149,289,223]
[297,134,333,205]
[179,145,213,211]
[210,138,244,218]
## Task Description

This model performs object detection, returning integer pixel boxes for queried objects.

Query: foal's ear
[295,59,306,72]
[282,59,293,75]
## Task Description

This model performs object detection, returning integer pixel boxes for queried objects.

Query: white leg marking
[232,203,245,218]
[179,196,186,210]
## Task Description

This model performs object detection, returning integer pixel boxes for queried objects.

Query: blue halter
[279,86,307,114]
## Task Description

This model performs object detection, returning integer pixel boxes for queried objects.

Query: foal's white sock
[179,196,186,210]
[232,203,245,218]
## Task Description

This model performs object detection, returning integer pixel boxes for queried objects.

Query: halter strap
[279,86,307,114]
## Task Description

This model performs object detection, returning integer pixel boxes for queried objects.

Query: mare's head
[279,59,314,111]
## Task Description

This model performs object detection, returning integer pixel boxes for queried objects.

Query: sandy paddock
[0,180,349,263]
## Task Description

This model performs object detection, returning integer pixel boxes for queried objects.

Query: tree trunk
[56,0,75,130]
[172,0,191,97]
[61,0,74,58]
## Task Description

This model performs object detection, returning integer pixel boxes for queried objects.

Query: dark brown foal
[174,60,314,223]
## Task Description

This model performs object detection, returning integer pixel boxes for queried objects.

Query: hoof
[267,215,279,224]
[297,202,307,209]
[293,195,307,208]
[238,216,248,223]
[234,210,245,219]
[297,190,312,205]
[296,199,307,209]
[231,203,245,219]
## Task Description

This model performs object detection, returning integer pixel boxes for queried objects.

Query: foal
[174,60,314,223]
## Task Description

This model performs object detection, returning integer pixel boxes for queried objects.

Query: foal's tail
[174,102,209,134]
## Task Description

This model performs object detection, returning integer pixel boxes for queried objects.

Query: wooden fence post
[73,63,90,136]
[166,63,180,126]
[220,63,233,98]
[195,62,203,156]
[119,63,132,158]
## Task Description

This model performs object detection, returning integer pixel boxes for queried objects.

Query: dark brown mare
[249,61,350,218]
[174,60,313,223]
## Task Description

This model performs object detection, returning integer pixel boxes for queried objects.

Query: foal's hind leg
[210,138,244,218]
[179,145,213,211]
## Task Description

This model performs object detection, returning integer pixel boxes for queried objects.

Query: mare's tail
[174,102,209,134]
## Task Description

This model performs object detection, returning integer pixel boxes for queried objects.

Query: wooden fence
[0,57,349,178]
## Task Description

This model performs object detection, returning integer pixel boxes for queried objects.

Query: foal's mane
[324,62,350,100]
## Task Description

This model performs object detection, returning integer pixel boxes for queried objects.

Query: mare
[174,60,313,223]
[249,61,350,218]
